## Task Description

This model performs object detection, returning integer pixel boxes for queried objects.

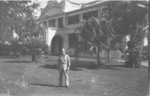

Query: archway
[51,35,63,55]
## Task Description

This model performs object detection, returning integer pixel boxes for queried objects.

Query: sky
[32,0,96,17]
[33,0,149,9]
[33,0,96,8]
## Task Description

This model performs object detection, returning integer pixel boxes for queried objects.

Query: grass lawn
[0,56,148,96]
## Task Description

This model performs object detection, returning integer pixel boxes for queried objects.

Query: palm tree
[21,17,47,62]
[100,18,119,62]
[76,17,108,67]
[107,1,148,67]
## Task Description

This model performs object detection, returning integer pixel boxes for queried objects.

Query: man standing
[58,48,71,88]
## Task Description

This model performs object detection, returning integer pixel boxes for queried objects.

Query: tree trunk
[108,49,111,62]
[97,47,101,68]
[31,51,37,63]
[31,53,35,62]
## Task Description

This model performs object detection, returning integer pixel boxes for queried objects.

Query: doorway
[51,35,63,55]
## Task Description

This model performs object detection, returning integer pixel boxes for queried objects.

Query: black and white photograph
[0,0,149,96]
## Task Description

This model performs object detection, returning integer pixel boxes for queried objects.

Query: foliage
[100,17,124,62]
[142,45,148,60]
[107,1,148,35]
[0,1,48,58]
[17,2,48,57]
[107,1,148,67]
[76,17,105,66]
[75,4,126,63]
[0,41,11,55]
[75,15,124,65]
[125,23,146,67]
[0,1,31,41]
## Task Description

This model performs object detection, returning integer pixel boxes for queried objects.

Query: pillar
[79,13,83,21]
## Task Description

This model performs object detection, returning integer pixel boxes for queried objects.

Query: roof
[39,0,109,20]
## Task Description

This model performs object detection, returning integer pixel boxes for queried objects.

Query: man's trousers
[59,64,69,87]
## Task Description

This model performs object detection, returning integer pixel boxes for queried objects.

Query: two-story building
[39,0,123,58]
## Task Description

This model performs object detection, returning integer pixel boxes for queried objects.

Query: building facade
[39,0,123,58]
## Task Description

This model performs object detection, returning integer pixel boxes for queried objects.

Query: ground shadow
[29,83,58,87]
[103,65,125,71]
[46,60,57,62]
[40,60,126,71]
[0,56,18,59]
[103,62,126,71]
[40,64,57,69]
[71,61,126,71]
[105,64,126,68]
[70,61,97,71]
[4,60,31,63]
[70,67,85,71]
[39,61,96,71]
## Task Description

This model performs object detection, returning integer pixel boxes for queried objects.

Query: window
[43,21,47,26]
[101,7,108,17]
[69,34,78,48]
[48,19,55,27]
[83,10,98,20]
[68,15,79,25]
[58,18,63,28]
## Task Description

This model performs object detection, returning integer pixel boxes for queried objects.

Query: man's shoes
[58,85,69,88]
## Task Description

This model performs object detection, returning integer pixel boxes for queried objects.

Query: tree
[75,17,123,65]
[107,1,148,67]
[0,1,48,61]
[17,3,48,62]
[142,45,148,60]
[100,18,124,62]
[76,17,108,67]
[0,1,32,56]
[0,1,31,42]
[101,7,125,62]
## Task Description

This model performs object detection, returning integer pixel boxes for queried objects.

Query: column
[63,33,69,54]
[55,19,58,28]
[79,13,83,21]
[47,20,51,53]
[46,20,49,45]
[63,16,67,28]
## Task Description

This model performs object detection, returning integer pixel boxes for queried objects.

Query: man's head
[61,48,65,55]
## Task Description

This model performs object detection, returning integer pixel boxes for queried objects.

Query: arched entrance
[51,35,63,55]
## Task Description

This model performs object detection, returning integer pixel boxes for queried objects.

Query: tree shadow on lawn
[70,61,126,71]
[104,65,126,71]
[46,60,57,62]
[70,61,97,71]
[29,83,58,87]
[0,56,18,59]
[40,64,85,71]
[40,61,96,71]
[40,64,57,70]
[4,60,31,63]
[103,62,127,71]
[39,61,126,71]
